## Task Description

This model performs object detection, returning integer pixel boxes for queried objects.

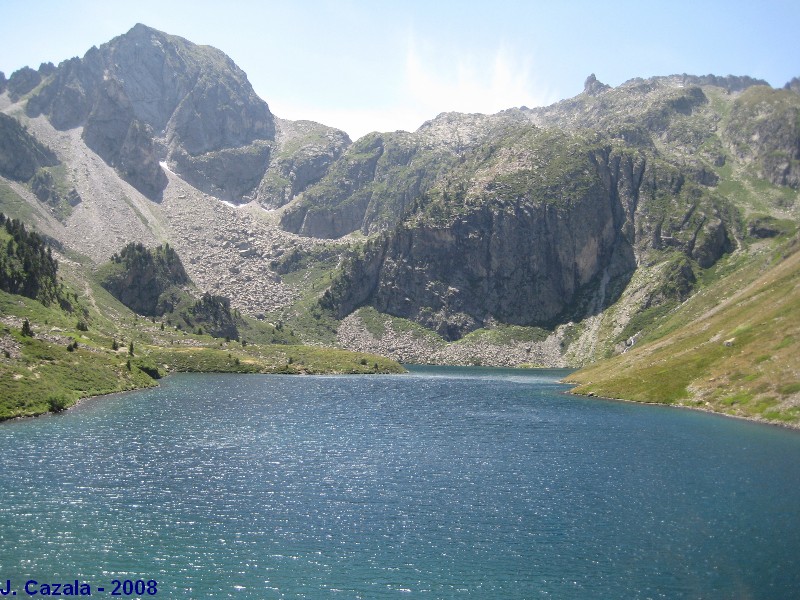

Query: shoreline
[1,379,160,423]
[2,366,409,423]
[564,386,800,432]
[1,337,406,423]
[5,366,797,432]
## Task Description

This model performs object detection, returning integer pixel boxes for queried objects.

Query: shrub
[47,393,70,413]
[134,358,162,380]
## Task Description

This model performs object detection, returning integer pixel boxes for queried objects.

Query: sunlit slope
[565,237,800,425]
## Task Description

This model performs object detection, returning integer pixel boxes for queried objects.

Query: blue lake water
[1,366,799,598]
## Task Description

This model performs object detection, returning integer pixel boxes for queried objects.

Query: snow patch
[221,200,246,208]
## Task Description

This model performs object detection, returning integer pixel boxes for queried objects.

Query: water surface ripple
[1,366,799,598]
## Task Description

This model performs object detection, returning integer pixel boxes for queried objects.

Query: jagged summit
[619,73,769,93]
[583,73,609,96]
[33,22,275,146]
[785,76,800,94]
[127,22,165,36]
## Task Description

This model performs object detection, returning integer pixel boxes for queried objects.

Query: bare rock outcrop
[0,113,58,181]
[724,86,800,188]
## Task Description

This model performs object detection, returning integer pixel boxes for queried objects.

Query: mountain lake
[0,366,798,598]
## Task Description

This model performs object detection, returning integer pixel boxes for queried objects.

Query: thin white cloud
[270,34,558,141]
[403,34,557,118]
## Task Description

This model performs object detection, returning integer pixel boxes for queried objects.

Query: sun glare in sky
[272,34,558,138]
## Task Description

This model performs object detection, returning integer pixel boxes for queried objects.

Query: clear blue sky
[2,0,798,139]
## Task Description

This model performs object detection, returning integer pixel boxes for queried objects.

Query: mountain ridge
[1,24,798,424]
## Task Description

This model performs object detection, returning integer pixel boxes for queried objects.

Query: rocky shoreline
[336,310,570,368]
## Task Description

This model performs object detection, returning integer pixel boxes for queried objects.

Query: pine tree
[20,319,33,337]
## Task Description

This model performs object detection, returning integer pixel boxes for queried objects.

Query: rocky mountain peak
[785,76,800,94]
[25,23,275,200]
[583,73,609,96]
[7,66,42,101]
[102,23,275,152]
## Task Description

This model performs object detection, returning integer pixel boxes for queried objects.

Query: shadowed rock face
[7,67,42,101]
[27,23,275,200]
[368,203,633,340]
[322,144,646,339]
[0,114,59,181]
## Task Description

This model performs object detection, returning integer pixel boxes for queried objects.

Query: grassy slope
[0,294,403,420]
[565,236,800,426]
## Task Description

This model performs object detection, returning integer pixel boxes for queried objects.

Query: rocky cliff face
[5,64,60,102]
[315,77,760,343]
[724,86,800,188]
[280,131,435,238]
[279,112,525,238]
[255,118,351,209]
[280,75,764,244]
[98,242,190,317]
[321,137,649,339]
